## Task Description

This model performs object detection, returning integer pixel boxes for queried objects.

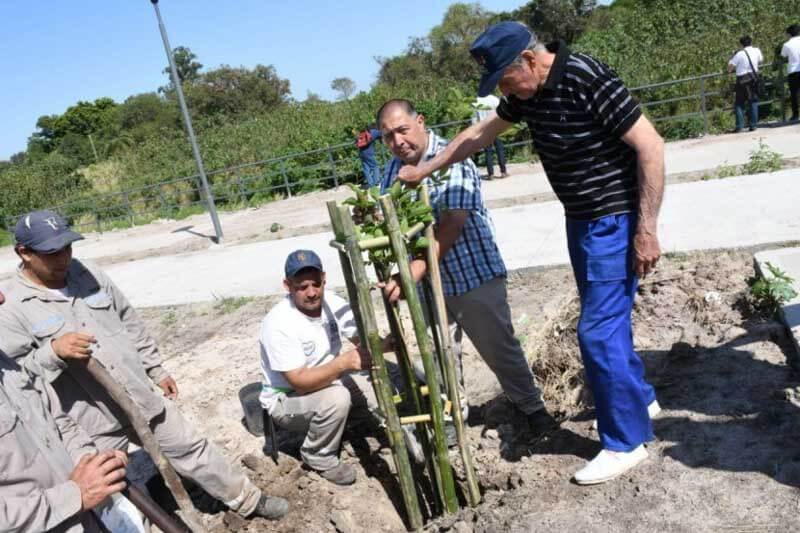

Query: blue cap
[470,22,533,97]
[284,249,323,278]
[14,210,84,254]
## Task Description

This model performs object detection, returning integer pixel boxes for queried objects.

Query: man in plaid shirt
[377,98,556,434]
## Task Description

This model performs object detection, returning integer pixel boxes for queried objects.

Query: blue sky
[0,1,611,160]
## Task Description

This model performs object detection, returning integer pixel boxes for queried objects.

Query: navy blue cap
[14,210,84,254]
[284,249,323,278]
[470,22,533,97]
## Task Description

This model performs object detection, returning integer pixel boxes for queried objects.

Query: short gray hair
[507,33,545,69]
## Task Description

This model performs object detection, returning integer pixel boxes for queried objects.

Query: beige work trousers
[270,371,377,471]
[95,399,262,517]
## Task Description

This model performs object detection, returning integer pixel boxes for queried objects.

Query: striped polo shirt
[496,41,642,220]
[381,131,506,296]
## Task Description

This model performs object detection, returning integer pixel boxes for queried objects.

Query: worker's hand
[340,346,372,372]
[633,230,661,278]
[110,449,128,467]
[377,260,427,304]
[158,376,179,400]
[52,332,97,361]
[397,165,425,186]
[69,451,127,510]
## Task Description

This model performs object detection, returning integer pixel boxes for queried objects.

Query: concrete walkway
[98,166,800,307]
[1,125,797,277]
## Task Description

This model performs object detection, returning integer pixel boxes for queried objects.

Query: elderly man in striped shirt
[377,98,558,438]
[396,22,666,485]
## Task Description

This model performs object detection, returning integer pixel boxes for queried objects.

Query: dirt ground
[137,249,800,532]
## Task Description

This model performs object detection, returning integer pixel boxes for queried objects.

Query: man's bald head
[377,99,428,165]
[376,99,418,128]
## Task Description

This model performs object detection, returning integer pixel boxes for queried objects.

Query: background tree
[159,45,203,93]
[495,0,597,44]
[185,64,291,117]
[331,77,356,100]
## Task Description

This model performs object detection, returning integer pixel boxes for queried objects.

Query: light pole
[149,0,223,243]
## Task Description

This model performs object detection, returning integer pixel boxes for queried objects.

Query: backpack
[356,130,372,149]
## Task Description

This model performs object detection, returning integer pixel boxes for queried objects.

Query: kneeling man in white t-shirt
[259,249,413,486]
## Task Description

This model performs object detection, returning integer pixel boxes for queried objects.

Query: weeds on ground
[742,139,782,174]
[213,295,254,314]
[747,262,798,317]
[716,162,739,179]
[161,309,178,328]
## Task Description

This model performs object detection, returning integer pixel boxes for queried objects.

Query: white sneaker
[591,400,661,430]
[574,444,648,485]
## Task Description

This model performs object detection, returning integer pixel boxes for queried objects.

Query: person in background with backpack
[781,24,800,123]
[728,35,763,132]
[355,124,383,187]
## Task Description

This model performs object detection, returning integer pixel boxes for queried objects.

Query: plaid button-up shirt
[381,130,506,296]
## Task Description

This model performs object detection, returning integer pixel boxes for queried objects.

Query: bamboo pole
[358,222,426,250]
[419,185,481,507]
[329,204,423,531]
[377,268,443,515]
[380,196,459,515]
[326,202,368,349]
[81,359,207,532]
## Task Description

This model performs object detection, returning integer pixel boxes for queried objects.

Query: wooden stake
[419,184,481,507]
[380,196,459,515]
[328,204,424,531]
[81,358,206,532]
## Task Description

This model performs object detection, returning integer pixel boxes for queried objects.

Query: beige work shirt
[0,260,170,438]
[0,353,102,532]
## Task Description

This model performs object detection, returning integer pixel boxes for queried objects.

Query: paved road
[99,166,800,307]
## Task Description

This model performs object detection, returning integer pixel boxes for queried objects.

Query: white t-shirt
[729,47,763,76]
[259,291,357,411]
[472,94,500,124]
[782,36,800,74]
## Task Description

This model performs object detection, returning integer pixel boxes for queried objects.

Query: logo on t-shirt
[302,341,316,356]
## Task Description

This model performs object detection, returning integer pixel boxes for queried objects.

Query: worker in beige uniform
[0,347,135,533]
[0,210,289,522]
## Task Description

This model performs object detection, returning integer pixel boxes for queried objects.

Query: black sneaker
[249,495,289,520]
[318,462,357,486]
[525,409,559,437]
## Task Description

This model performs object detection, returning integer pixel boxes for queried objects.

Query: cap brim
[477,69,504,97]
[31,231,84,254]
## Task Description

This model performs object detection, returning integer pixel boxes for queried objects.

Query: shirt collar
[13,261,91,302]
[422,130,440,162]
[542,40,571,91]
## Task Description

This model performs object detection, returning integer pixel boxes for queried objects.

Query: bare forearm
[416,115,509,178]
[636,140,665,234]
[285,358,347,395]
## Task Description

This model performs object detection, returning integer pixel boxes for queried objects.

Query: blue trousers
[360,157,382,188]
[566,213,656,452]
[484,138,507,176]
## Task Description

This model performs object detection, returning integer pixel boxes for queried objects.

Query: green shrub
[748,262,798,316]
[742,140,782,174]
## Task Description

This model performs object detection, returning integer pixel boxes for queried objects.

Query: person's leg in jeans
[788,72,800,120]
[734,83,746,131]
[484,146,495,178]
[749,93,759,129]
[494,138,508,176]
